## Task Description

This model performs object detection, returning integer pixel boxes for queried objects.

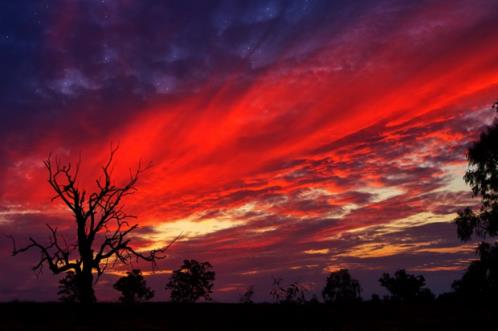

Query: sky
[1,0,498,302]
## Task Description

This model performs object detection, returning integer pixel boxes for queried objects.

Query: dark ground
[0,302,494,331]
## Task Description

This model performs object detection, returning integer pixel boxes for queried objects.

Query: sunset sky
[1,0,498,302]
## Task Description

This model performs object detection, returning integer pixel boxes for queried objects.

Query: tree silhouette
[379,269,434,302]
[57,271,80,303]
[455,102,498,241]
[9,148,174,304]
[370,294,382,303]
[113,269,154,303]
[308,294,320,304]
[270,277,307,304]
[284,282,307,304]
[166,259,215,303]
[240,285,254,304]
[452,102,498,299]
[322,269,361,304]
[269,277,286,303]
[452,242,498,300]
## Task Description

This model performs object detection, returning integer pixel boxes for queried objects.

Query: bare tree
[10,148,175,303]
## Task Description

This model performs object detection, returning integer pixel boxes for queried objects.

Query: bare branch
[9,234,79,275]
[11,147,176,303]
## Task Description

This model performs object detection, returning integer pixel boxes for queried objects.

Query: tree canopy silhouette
[240,285,255,304]
[113,269,154,303]
[455,102,498,241]
[166,259,215,303]
[452,102,498,299]
[9,148,173,303]
[57,271,80,303]
[452,242,498,300]
[269,277,307,304]
[322,269,361,304]
[379,269,434,302]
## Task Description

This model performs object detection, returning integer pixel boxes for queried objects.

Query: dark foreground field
[0,302,494,331]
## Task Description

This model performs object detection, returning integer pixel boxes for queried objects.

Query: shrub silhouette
[308,294,320,304]
[58,271,80,303]
[370,294,382,303]
[113,269,154,303]
[284,282,307,304]
[379,269,434,302]
[322,269,361,303]
[269,277,285,303]
[270,277,307,304]
[9,148,175,303]
[452,242,498,300]
[240,285,254,304]
[166,259,215,303]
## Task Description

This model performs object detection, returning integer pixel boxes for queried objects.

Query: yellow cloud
[151,216,245,242]
[304,248,330,255]
[338,242,417,258]
[414,244,475,254]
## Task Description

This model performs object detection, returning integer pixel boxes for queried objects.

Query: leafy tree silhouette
[455,102,498,241]
[166,259,215,303]
[270,277,307,304]
[113,269,154,303]
[240,285,255,304]
[322,269,361,304]
[57,271,80,303]
[308,294,320,304]
[284,282,307,304]
[452,242,498,300]
[453,102,498,299]
[9,148,176,304]
[379,269,434,302]
[269,277,285,303]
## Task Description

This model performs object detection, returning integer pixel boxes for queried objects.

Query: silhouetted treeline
[10,102,498,308]
[54,263,494,304]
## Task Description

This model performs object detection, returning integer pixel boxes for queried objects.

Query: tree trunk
[77,223,96,303]
[77,269,96,304]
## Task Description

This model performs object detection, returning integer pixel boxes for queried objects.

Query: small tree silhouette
[322,269,361,303]
[166,259,215,303]
[370,294,382,303]
[270,277,307,304]
[240,285,254,304]
[9,148,176,303]
[58,271,80,303]
[308,294,320,304]
[379,269,434,302]
[113,269,154,303]
[284,282,307,304]
[269,277,286,303]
